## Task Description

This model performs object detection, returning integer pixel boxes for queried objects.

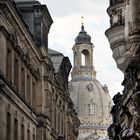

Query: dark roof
[75,24,92,45]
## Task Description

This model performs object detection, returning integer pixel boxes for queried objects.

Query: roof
[48,48,63,56]
[75,24,92,45]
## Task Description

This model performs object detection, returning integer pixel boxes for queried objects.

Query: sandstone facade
[0,0,80,140]
[106,0,140,139]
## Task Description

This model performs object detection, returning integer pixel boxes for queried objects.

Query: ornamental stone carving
[119,128,137,139]
[118,91,140,140]
[110,9,124,27]
[107,123,122,140]
[124,0,129,5]
[10,30,19,45]
[87,82,94,92]
[129,21,140,35]
[131,91,140,139]
[113,92,122,105]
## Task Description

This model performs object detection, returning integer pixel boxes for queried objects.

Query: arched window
[81,53,85,66]
[89,103,96,115]
[81,49,90,66]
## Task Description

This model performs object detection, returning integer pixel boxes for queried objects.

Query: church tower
[69,22,112,140]
[71,22,96,81]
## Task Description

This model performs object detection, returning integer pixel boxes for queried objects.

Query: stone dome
[75,25,92,45]
[70,24,112,140]
[69,77,112,118]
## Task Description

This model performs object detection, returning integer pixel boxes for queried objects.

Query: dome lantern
[75,18,92,45]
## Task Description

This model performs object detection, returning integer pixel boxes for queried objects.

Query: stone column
[77,48,81,67]
[125,0,130,39]
[90,48,93,67]
[129,0,139,22]
[73,50,76,67]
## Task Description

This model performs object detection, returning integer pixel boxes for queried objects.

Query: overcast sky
[39,0,124,98]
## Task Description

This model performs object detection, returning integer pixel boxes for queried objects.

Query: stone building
[0,0,80,140]
[69,23,112,140]
[106,0,140,139]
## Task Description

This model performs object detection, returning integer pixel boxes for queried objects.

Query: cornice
[107,2,125,15]
[0,26,10,38]
[0,71,37,124]
[0,25,40,80]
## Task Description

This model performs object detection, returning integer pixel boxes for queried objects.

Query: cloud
[40,0,108,17]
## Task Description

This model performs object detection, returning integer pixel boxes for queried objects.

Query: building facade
[106,0,140,139]
[0,0,80,140]
[69,24,112,140]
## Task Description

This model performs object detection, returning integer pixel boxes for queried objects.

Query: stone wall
[0,0,80,140]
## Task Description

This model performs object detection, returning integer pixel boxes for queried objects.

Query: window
[81,53,85,66]
[27,74,30,103]
[27,129,30,140]
[21,67,25,97]
[14,57,19,90]
[14,119,18,140]
[6,48,12,81]
[81,49,90,66]
[33,134,35,140]
[89,104,96,115]
[49,94,53,119]
[6,112,11,140]
[21,124,24,140]
[32,81,36,108]
[33,128,35,140]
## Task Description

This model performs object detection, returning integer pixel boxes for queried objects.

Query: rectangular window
[14,57,19,90]
[89,104,96,115]
[32,81,36,108]
[21,67,25,97]
[49,94,52,119]
[27,129,30,140]
[6,48,12,81]
[6,112,11,140]
[14,119,18,140]
[21,124,24,140]
[27,74,30,103]
[33,134,35,140]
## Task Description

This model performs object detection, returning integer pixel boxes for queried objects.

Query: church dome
[69,78,112,118]
[69,77,112,140]
[75,25,92,45]
[70,23,112,140]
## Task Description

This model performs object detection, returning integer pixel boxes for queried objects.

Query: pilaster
[0,32,7,75]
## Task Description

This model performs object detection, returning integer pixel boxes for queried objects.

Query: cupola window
[81,49,90,66]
